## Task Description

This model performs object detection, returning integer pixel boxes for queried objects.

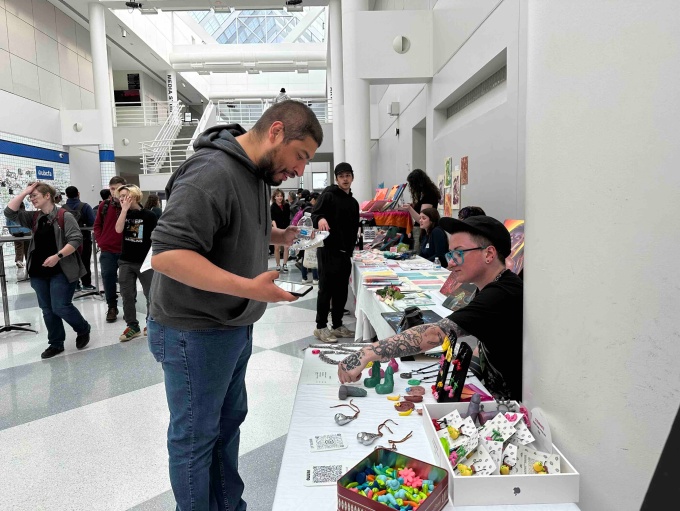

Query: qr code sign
[310,433,345,451]
[313,465,343,484]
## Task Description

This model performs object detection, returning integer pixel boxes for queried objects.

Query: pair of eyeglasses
[445,246,487,265]
[28,193,41,199]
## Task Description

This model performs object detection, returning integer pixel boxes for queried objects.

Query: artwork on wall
[443,187,452,217]
[504,219,525,275]
[461,156,469,185]
[444,157,452,186]
[451,166,461,210]
[437,174,445,208]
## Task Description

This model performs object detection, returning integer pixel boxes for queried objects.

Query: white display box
[423,402,580,506]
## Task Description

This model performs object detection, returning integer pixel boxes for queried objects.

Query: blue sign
[36,166,54,180]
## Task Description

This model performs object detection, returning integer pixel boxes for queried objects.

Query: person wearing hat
[338,215,523,400]
[311,162,360,343]
[273,88,291,103]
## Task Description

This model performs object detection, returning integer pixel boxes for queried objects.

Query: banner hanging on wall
[36,166,54,180]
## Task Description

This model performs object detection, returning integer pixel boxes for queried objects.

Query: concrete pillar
[329,0,345,164]
[341,0,371,203]
[88,2,116,186]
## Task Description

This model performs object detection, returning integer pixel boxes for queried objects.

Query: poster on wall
[443,187,452,217]
[452,166,461,210]
[504,219,525,275]
[461,156,469,185]
[444,157,452,186]
[437,174,445,210]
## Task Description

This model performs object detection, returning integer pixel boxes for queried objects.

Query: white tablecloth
[271,351,580,511]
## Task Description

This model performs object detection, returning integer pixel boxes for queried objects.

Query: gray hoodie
[149,124,272,329]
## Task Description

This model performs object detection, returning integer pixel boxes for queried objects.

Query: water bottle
[298,212,314,242]
[433,259,442,270]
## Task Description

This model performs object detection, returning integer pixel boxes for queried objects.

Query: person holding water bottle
[418,207,448,269]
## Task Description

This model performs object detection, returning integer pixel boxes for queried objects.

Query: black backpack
[61,202,87,228]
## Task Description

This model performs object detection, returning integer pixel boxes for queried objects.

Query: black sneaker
[343,309,351,316]
[76,325,91,349]
[41,346,65,359]
[106,307,118,323]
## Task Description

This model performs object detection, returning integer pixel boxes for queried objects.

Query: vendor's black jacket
[311,185,360,254]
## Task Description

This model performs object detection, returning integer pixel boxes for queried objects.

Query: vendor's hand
[399,203,411,211]
[338,348,369,384]
[23,182,39,197]
[317,218,330,231]
[247,270,298,303]
[42,255,60,267]
[120,195,135,211]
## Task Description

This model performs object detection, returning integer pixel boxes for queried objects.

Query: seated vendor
[418,208,448,268]
[338,215,523,400]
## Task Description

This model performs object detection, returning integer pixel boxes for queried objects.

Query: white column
[341,0,371,203]
[524,2,680,509]
[329,0,345,163]
[88,2,115,185]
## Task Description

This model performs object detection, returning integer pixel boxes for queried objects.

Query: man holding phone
[148,101,323,511]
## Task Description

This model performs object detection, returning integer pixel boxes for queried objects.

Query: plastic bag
[304,247,318,269]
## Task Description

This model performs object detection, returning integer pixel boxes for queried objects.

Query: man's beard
[257,148,285,186]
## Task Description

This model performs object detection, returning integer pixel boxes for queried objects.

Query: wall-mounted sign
[36,166,54,180]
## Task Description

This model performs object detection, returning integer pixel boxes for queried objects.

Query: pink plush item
[388,358,399,372]
[369,366,385,378]
[449,451,458,465]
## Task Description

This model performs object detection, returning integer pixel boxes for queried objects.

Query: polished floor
[0,255,355,511]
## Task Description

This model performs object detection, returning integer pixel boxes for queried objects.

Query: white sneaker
[314,327,338,343]
[312,279,319,285]
[330,325,355,338]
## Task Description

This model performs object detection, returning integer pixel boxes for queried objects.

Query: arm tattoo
[363,324,438,361]
[436,318,468,339]
[340,351,362,372]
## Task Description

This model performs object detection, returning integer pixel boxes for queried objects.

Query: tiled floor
[0,256,356,510]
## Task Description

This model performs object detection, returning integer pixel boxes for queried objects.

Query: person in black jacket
[419,207,448,268]
[311,162,360,343]
[270,188,291,271]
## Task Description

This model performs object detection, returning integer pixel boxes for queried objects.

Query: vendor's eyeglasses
[445,246,487,265]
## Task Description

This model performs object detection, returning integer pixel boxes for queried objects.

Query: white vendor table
[352,256,453,342]
[272,350,580,511]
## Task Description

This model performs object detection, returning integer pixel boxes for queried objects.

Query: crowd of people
[3,100,523,511]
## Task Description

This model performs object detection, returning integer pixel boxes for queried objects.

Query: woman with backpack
[4,182,90,359]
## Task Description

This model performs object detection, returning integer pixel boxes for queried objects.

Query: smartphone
[274,280,313,297]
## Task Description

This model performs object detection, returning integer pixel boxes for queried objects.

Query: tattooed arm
[338,317,469,383]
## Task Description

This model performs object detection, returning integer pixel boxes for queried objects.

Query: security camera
[125,2,143,9]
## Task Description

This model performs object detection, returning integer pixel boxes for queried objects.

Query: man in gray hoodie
[148,100,322,511]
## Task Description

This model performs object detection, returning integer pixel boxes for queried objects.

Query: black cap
[280,88,286,93]
[439,215,511,258]
[334,162,354,177]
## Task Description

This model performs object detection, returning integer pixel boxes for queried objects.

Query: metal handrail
[113,101,176,127]
[141,138,193,175]
[186,100,215,155]
[142,102,185,174]
[216,98,332,124]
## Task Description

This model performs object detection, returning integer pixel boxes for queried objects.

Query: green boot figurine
[364,361,382,388]
[375,366,395,394]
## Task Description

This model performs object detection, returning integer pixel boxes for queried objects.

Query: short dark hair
[470,233,506,265]
[65,186,79,199]
[251,100,323,147]
[109,176,126,186]
[310,192,320,201]
[100,189,111,201]
[458,206,486,220]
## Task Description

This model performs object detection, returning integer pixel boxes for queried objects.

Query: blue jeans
[30,273,90,349]
[100,251,120,307]
[300,266,318,281]
[147,317,252,511]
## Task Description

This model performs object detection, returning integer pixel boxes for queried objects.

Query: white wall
[68,145,102,206]
[0,89,61,144]
[0,0,95,110]
[524,1,680,510]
